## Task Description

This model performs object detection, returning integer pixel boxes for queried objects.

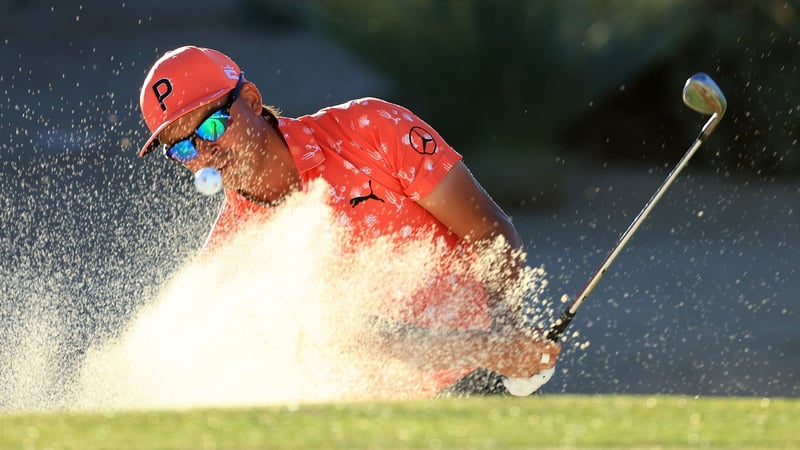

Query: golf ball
[194,167,223,196]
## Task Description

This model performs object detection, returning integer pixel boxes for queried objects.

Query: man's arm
[418,160,526,328]
[419,161,523,250]
[368,317,558,378]
[403,160,560,377]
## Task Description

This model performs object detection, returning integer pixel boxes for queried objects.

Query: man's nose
[186,141,222,170]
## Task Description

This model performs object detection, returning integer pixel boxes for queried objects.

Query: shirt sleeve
[344,98,463,201]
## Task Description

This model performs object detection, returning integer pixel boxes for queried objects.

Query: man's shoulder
[312,97,405,119]
[277,98,401,143]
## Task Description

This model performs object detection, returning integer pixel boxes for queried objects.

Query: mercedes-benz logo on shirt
[409,126,437,155]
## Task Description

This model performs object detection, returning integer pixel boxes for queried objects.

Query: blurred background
[1,0,798,406]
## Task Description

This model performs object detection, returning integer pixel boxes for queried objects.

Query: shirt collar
[276,116,326,174]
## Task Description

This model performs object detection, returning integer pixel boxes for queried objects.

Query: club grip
[545,309,575,342]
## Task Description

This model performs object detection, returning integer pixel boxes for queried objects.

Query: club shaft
[546,113,719,342]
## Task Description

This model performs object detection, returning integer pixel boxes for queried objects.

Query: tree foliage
[250,0,800,176]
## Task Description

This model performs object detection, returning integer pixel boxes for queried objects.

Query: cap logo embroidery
[152,78,173,112]
[223,66,239,80]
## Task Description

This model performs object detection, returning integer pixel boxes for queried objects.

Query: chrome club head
[682,73,727,116]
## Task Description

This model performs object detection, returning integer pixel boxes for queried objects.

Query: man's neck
[239,121,301,206]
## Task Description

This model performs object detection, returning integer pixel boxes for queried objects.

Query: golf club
[503,73,727,396]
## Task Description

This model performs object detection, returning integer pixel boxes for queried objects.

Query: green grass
[1,395,798,449]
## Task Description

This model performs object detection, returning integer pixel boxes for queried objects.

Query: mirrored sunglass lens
[167,140,199,163]
[196,110,230,141]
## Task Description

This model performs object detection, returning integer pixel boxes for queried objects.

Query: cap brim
[139,123,170,157]
[138,88,229,157]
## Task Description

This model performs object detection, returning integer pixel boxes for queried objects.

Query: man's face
[158,91,259,191]
[158,93,232,168]
[155,80,289,201]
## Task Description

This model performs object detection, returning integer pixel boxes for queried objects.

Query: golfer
[137,46,560,396]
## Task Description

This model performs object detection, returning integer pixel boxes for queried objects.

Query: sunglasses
[162,73,244,163]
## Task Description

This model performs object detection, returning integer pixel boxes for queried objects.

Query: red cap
[138,46,241,157]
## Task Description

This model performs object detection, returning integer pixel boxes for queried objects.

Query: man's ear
[239,81,263,114]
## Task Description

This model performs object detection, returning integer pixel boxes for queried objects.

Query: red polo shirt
[206,98,489,397]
